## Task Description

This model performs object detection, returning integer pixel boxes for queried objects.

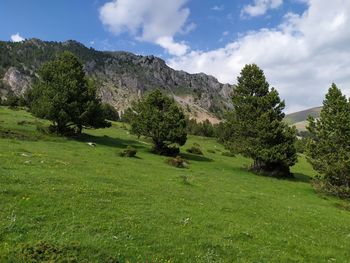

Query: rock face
[0,39,234,121]
[3,67,32,96]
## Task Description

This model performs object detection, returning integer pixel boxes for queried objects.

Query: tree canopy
[225,64,297,177]
[28,51,110,134]
[129,89,187,155]
[307,84,350,194]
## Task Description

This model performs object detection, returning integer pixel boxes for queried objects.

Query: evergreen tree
[307,84,350,191]
[129,89,187,155]
[226,64,297,177]
[28,52,110,134]
[101,103,119,121]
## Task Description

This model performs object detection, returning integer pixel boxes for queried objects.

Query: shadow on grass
[290,173,312,183]
[236,166,312,184]
[181,152,213,162]
[71,133,147,150]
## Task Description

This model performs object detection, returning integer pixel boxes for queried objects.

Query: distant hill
[0,39,234,122]
[285,106,322,131]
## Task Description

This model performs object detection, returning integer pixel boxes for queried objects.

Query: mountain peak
[0,39,234,121]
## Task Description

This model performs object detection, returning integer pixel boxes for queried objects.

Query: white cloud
[156,37,189,56]
[169,0,350,112]
[241,0,283,17]
[11,33,24,42]
[211,5,224,12]
[99,0,191,55]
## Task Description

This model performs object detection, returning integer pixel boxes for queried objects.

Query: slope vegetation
[1,107,349,262]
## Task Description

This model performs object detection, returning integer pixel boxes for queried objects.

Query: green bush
[3,94,20,108]
[19,241,80,262]
[101,103,119,121]
[167,156,188,168]
[312,177,350,199]
[186,145,203,155]
[36,124,51,135]
[222,151,235,157]
[119,146,137,157]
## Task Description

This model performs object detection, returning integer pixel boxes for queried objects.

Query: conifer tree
[28,52,110,134]
[307,84,350,192]
[129,89,187,155]
[227,64,297,177]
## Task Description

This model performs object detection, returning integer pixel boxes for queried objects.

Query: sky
[1,0,350,113]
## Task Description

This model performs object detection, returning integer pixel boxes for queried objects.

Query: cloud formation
[211,5,224,12]
[99,0,191,56]
[169,0,350,112]
[11,33,24,42]
[241,0,283,17]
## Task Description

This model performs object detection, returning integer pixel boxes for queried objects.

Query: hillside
[285,106,322,124]
[285,106,322,131]
[1,106,350,262]
[0,39,233,121]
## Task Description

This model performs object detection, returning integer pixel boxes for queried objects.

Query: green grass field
[1,106,350,262]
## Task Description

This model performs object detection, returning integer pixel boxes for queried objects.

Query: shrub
[36,124,51,135]
[119,146,137,157]
[167,156,188,168]
[19,241,80,262]
[222,151,235,157]
[101,103,119,121]
[186,145,203,155]
[312,177,350,199]
[3,94,20,108]
[295,138,306,153]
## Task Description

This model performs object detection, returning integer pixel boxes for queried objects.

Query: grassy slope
[0,107,350,262]
[285,107,322,124]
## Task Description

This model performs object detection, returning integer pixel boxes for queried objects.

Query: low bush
[186,144,203,155]
[222,151,235,157]
[0,127,38,141]
[36,124,51,135]
[312,177,350,199]
[102,103,119,121]
[120,146,137,157]
[167,156,188,168]
[19,241,80,262]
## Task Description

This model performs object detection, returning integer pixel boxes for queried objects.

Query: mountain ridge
[0,39,234,122]
[285,106,322,131]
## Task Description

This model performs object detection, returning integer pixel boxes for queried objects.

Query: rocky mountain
[0,39,234,122]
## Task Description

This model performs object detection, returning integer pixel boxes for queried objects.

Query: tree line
[2,51,348,198]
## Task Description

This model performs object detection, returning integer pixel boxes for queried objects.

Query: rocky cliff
[0,39,233,121]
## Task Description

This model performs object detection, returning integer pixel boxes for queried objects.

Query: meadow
[1,106,350,262]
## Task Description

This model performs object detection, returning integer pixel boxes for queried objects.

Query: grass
[0,107,350,262]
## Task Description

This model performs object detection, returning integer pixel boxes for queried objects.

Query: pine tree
[307,84,350,191]
[129,89,187,155]
[226,64,297,177]
[28,52,110,134]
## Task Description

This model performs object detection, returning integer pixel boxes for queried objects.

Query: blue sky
[1,0,350,112]
[0,0,305,56]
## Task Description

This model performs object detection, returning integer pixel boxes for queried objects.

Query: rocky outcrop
[0,39,234,121]
[3,67,32,96]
